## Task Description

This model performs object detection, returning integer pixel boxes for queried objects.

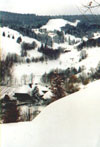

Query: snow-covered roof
[43,91,52,99]
[1,80,100,147]
[14,84,49,97]
[15,85,32,94]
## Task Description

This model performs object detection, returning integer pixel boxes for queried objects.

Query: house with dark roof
[14,93,32,102]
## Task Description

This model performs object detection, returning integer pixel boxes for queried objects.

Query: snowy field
[41,19,80,31]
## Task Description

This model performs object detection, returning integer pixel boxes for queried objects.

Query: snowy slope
[12,45,100,85]
[0,27,41,60]
[1,27,100,90]
[1,79,100,147]
[0,27,21,59]
[41,19,80,31]
[13,45,100,78]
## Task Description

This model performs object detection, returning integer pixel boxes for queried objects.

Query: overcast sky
[0,0,100,15]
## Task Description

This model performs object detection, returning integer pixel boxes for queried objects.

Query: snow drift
[1,80,100,147]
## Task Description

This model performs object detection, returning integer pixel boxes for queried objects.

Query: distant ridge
[1,11,99,28]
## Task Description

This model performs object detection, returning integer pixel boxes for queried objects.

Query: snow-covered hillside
[1,14,100,146]
[41,19,80,31]
[12,46,100,85]
[1,26,100,88]
[0,27,21,59]
[1,79,100,147]
[0,27,41,60]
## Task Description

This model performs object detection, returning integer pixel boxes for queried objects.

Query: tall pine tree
[2,95,20,123]
[51,71,66,101]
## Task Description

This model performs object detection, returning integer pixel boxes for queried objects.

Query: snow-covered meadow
[41,19,80,31]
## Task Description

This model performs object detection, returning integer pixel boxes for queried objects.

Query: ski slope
[1,79,100,147]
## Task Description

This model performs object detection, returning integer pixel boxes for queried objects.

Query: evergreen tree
[2,95,20,123]
[31,86,41,102]
[68,36,71,45]
[2,32,5,37]
[8,34,10,38]
[21,48,27,57]
[0,100,2,123]
[17,36,22,44]
[12,35,15,39]
[51,71,66,101]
